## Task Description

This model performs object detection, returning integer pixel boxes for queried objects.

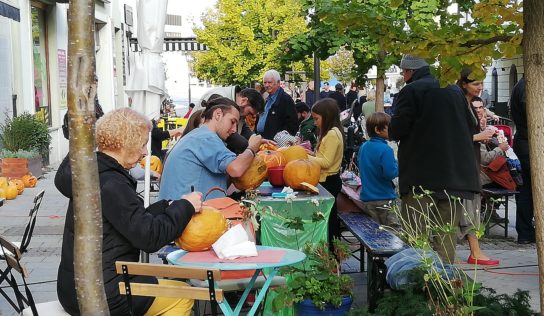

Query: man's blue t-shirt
[358,137,398,201]
[159,126,236,200]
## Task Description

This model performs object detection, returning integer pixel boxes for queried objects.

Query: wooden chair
[115,261,224,316]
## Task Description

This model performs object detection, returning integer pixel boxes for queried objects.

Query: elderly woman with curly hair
[55,108,202,316]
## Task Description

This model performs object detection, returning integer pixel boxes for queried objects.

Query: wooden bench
[338,212,406,312]
[481,188,518,238]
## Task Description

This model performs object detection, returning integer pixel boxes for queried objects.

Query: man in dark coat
[510,77,535,244]
[256,69,298,140]
[389,55,480,264]
[329,83,347,111]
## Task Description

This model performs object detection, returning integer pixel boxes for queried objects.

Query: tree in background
[327,47,357,86]
[192,0,319,85]
[67,0,108,313]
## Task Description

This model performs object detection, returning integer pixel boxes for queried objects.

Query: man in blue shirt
[159,98,263,200]
[358,112,399,226]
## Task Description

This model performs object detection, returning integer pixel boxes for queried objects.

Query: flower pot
[296,296,353,315]
[0,158,28,178]
[268,166,285,187]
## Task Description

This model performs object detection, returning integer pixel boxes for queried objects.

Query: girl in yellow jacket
[308,98,345,244]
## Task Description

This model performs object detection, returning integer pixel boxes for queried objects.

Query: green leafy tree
[327,47,356,86]
[192,0,313,85]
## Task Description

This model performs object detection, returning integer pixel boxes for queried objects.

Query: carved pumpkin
[175,206,228,251]
[283,159,321,190]
[231,156,268,190]
[5,182,18,200]
[139,155,163,174]
[259,143,278,151]
[277,145,308,162]
[21,175,38,188]
[9,179,24,195]
[0,177,8,191]
[257,150,286,169]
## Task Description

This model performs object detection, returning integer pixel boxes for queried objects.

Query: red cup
[268,166,285,187]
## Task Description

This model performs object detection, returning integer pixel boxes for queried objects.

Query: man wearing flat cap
[389,55,480,264]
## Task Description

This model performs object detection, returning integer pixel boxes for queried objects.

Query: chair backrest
[0,235,27,277]
[20,190,45,253]
[115,261,224,302]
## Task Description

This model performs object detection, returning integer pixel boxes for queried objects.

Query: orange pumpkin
[21,175,38,188]
[277,145,308,162]
[283,159,321,190]
[139,155,163,174]
[5,182,18,200]
[0,177,8,191]
[9,179,24,195]
[259,143,278,151]
[231,156,268,190]
[257,150,286,169]
[0,188,5,199]
[175,206,228,251]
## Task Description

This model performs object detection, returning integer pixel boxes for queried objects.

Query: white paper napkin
[212,224,258,259]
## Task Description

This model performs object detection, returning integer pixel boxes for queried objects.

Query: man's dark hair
[295,102,310,113]
[471,96,483,103]
[201,97,240,121]
[324,81,329,85]
[240,88,265,114]
[366,112,391,138]
[189,103,195,109]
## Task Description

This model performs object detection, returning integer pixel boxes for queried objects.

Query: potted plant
[0,113,51,178]
[272,239,354,315]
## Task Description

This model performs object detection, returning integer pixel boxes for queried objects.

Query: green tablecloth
[256,182,334,315]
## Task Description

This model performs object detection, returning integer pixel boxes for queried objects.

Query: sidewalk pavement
[0,166,540,315]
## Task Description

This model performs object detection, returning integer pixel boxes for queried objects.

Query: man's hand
[169,127,184,138]
[182,191,203,212]
[248,134,263,153]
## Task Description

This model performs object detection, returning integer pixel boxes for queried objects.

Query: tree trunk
[375,46,385,112]
[67,0,109,314]
[523,0,544,313]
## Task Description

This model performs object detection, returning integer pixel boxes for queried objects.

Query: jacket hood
[55,152,133,199]
[406,66,431,84]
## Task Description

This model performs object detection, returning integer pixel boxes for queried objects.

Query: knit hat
[399,55,429,70]
[295,102,310,113]
[335,83,344,91]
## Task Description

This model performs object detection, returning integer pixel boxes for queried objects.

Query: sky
[167,0,217,34]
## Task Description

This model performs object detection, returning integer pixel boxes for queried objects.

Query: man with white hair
[256,69,298,140]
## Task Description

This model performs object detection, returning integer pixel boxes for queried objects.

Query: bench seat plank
[338,212,405,256]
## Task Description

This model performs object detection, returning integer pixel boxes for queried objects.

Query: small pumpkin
[5,182,18,200]
[175,206,229,251]
[10,179,24,195]
[277,145,308,162]
[0,177,8,191]
[256,150,286,169]
[283,159,321,190]
[0,188,6,199]
[231,156,268,190]
[139,155,163,174]
[21,175,38,188]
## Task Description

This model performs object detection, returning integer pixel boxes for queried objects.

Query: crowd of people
[54,57,534,315]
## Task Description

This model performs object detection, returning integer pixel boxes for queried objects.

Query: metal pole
[313,53,320,103]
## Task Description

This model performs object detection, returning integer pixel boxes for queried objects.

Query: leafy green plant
[0,149,40,159]
[0,113,51,156]
[272,239,353,311]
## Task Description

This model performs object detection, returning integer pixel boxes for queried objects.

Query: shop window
[31,5,51,125]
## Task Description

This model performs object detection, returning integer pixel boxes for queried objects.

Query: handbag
[481,155,517,190]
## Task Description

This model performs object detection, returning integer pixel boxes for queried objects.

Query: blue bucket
[296,296,353,315]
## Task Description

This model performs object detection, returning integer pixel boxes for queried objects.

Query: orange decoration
[21,175,38,188]
[175,206,228,251]
[259,143,278,151]
[0,177,8,191]
[283,159,321,190]
[5,182,18,199]
[277,145,308,162]
[231,156,268,190]
[139,155,163,174]
[257,150,286,169]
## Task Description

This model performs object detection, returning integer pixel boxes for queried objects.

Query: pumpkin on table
[21,174,38,188]
[10,179,24,195]
[277,145,308,162]
[0,177,8,191]
[256,150,286,169]
[283,159,321,191]
[5,182,18,200]
[139,155,163,174]
[231,156,268,190]
[175,206,228,251]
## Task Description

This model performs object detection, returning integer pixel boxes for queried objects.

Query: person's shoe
[517,239,535,245]
[467,256,500,266]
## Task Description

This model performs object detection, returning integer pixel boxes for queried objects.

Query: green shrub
[0,149,40,159]
[0,113,51,156]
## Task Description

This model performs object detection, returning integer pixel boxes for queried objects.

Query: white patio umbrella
[125,1,168,263]
[126,0,168,214]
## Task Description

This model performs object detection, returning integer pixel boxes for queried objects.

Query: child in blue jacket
[358,112,399,226]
